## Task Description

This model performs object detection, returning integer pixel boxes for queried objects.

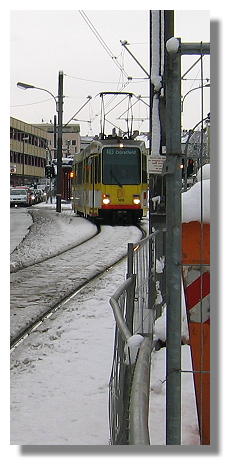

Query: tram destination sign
[104,147,139,157]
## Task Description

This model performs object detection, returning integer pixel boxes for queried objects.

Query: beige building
[10,117,49,186]
[10,118,81,186]
[34,122,81,159]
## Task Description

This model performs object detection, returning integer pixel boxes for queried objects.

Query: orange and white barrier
[182,219,210,445]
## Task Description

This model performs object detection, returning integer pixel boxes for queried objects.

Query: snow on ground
[10,200,200,445]
[11,261,125,445]
[149,345,200,445]
[10,204,142,342]
[10,202,144,444]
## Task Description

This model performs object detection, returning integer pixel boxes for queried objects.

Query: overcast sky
[10,8,210,136]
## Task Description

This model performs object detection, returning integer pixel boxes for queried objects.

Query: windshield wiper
[110,169,123,187]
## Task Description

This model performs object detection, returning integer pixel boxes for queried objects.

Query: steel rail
[11,251,128,351]
[10,223,100,273]
[11,224,147,350]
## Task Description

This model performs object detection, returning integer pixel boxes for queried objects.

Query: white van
[10,187,34,207]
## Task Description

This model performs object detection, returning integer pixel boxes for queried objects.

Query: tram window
[142,154,147,183]
[94,156,101,183]
[102,147,141,185]
[77,162,83,183]
[85,158,90,183]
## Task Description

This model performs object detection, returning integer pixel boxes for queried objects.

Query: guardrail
[109,229,165,445]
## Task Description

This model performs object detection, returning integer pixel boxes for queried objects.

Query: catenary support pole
[56,71,63,213]
[165,39,182,445]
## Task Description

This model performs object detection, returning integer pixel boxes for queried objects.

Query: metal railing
[127,229,166,334]
[109,229,165,445]
[109,275,136,445]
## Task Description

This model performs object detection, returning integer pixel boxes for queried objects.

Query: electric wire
[11,98,53,107]
[79,10,129,79]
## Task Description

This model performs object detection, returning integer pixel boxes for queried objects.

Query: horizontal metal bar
[181,42,210,55]
[129,337,152,445]
[132,229,161,250]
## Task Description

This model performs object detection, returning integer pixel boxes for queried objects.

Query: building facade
[34,122,81,160]
[10,117,49,186]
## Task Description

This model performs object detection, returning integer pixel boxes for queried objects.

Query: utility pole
[165,37,182,445]
[56,71,63,213]
[53,114,57,159]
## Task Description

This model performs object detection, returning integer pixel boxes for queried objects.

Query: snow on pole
[150,11,162,165]
[166,37,180,54]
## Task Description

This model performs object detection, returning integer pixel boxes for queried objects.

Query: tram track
[10,217,100,274]
[10,223,147,351]
[10,254,125,351]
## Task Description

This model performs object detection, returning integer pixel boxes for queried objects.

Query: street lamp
[17,81,57,105]
[17,73,64,213]
[181,83,210,112]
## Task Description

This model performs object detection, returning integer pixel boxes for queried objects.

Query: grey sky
[10,9,210,136]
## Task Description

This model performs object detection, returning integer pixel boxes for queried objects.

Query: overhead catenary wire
[64,73,145,85]
[79,10,129,79]
[11,98,54,107]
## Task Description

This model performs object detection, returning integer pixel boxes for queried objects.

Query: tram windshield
[102,147,141,185]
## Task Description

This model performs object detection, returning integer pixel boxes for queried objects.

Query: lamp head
[17,82,35,90]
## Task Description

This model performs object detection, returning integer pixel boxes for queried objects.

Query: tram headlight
[133,195,141,205]
[102,194,110,205]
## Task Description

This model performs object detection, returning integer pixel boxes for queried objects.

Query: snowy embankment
[10,209,32,254]
[10,204,97,271]
[149,165,210,445]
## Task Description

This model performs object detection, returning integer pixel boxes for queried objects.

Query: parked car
[10,187,35,207]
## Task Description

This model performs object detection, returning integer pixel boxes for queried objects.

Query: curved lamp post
[181,82,210,112]
[17,72,64,213]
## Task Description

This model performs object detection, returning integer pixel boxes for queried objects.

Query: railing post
[126,275,136,335]
[127,242,134,277]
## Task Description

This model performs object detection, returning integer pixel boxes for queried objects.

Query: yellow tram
[72,137,148,224]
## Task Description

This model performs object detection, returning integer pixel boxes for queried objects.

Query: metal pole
[53,114,57,204]
[22,138,25,185]
[165,39,182,445]
[120,41,150,78]
[56,71,63,213]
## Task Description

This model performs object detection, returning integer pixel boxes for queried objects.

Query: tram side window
[77,162,83,184]
[142,153,147,183]
[94,156,101,184]
[85,158,90,183]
